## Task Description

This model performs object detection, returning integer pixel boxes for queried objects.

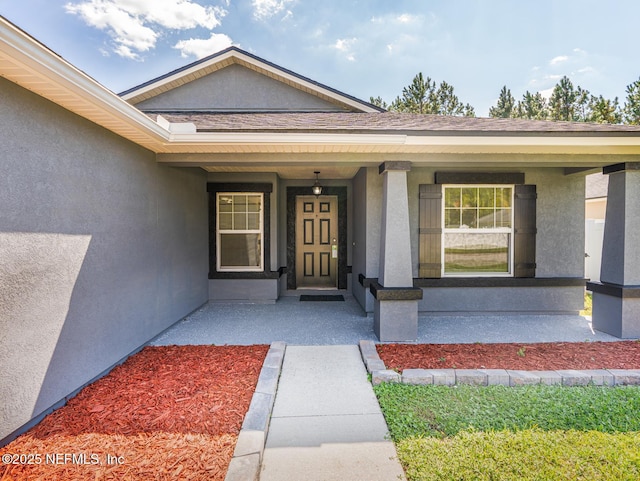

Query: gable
[121,47,381,113]
[132,63,349,112]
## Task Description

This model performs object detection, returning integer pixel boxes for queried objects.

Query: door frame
[287,186,347,290]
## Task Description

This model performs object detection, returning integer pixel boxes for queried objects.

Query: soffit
[203,165,361,180]
[0,18,169,152]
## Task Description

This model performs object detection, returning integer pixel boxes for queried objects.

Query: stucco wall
[134,64,346,112]
[351,167,383,312]
[356,165,585,314]
[0,78,209,443]
[405,167,585,279]
[351,168,368,309]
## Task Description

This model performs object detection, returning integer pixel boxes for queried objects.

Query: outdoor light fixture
[312,171,323,197]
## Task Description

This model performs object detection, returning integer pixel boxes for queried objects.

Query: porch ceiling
[202,165,361,179]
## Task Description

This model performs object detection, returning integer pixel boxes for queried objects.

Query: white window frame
[216,192,264,272]
[442,184,514,277]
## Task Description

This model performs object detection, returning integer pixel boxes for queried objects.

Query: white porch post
[588,163,640,338]
[372,161,422,341]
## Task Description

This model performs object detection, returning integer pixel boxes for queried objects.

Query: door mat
[299,295,345,302]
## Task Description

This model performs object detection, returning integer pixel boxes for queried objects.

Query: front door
[295,195,338,288]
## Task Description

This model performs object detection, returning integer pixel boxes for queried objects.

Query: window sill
[209,271,281,280]
[415,277,586,288]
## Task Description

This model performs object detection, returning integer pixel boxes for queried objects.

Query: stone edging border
[225,341,286,481]
[359,340,640,387]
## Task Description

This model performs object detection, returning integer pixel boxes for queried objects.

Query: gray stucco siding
[406,167,585,280]
[351,168,369,310]
[0,77,208,442]
[353,165,585,314]
[418,286,584,314]
[134,64,346,112]
[209,279,278,302]
[526,169,585,278]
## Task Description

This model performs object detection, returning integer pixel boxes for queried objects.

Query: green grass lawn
[375,384,640,480]
[582,291,593,316]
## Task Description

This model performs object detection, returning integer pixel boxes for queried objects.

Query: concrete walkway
[259,345,406,481]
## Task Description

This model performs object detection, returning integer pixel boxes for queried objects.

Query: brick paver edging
[225,341,286,481]
[359,340,640,387]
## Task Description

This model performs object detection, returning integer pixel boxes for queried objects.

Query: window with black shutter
[419,175,536,279]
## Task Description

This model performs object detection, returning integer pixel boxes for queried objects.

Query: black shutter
[514,184,537,278]
[419,184,442,278]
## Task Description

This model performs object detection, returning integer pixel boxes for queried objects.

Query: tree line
[370,74,640,125]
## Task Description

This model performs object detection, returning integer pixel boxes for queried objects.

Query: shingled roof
[151,111,640,135]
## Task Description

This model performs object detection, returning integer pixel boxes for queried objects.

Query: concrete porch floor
[150,295,621,346]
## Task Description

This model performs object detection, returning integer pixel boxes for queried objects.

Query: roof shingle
[150,111,640,135]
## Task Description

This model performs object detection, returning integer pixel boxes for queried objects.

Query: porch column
[588,163,640,338]
[371,161,422,341]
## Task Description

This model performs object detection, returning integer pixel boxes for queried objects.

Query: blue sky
[2,0,639,116]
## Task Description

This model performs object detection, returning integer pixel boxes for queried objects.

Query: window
[217,193,263,271]
[443,185,513,276]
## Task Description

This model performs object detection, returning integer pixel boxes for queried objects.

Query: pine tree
[369,96,388,109]
[549,76,577,121]
[513,91,548,120]
[388,73,475,116]
[574,86,591,122]
[392,72,437,113]
[587,95,622,124]
[461,103,476,117]
[489,86,515,118]
[436,81,463,116]
[623,77,640,125]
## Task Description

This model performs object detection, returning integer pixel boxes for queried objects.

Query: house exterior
[2,17,640,443]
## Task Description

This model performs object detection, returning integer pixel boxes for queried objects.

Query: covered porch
[149,295,617,346]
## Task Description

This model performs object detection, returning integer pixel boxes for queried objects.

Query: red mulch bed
[0,344,268,481]
[377,341,640,371]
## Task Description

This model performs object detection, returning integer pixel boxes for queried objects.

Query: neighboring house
[585,172,608,281]
[2,17,640,444]
[586,172,608,220]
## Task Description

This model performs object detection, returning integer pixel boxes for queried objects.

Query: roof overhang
[0,17,169,152]
[159,131,640,156]
[2,16,640,164]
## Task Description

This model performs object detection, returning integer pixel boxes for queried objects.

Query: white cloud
[549,55,568,66]
[371,12,430,26]
[174,33,234,59]
[539,87,554,100]
[396,13,417,23]
[252,0,295,20]
[334,37,357,61]
[114,44,140,60]
[65,0,227,58]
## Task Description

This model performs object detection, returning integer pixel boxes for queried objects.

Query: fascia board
[167,131,640,148]
[168,132,407,144]
[119,49,237,102]
[404,135,640,149]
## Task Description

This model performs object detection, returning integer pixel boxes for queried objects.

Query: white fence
[585,219,605,282]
